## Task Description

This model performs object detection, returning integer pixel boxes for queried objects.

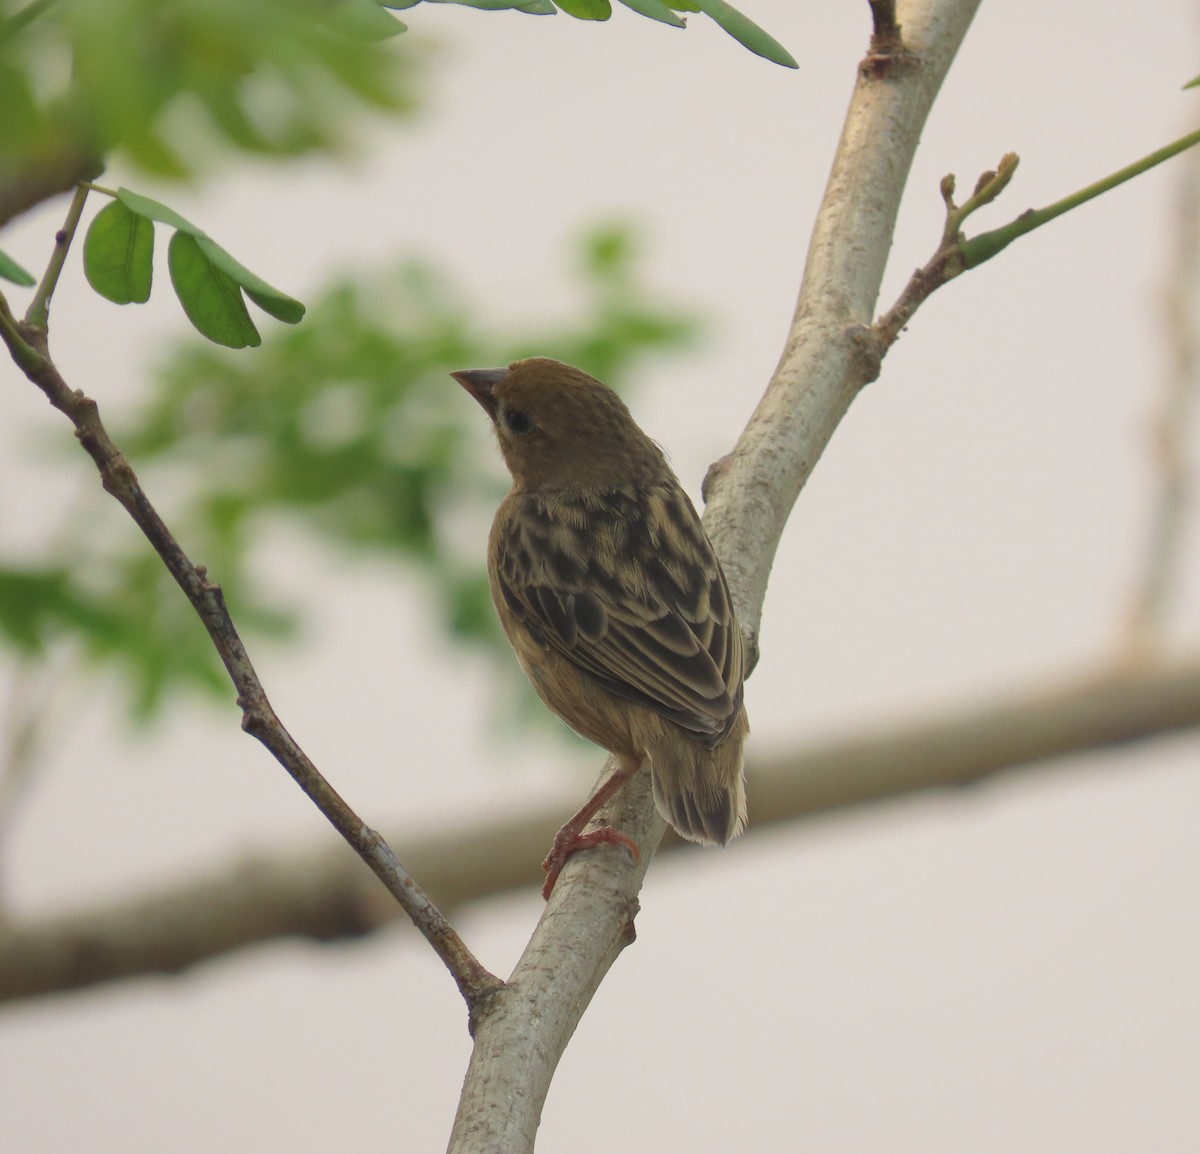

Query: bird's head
[452,357,664,493]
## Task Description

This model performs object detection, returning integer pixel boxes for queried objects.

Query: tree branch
[24,184,89,330]
[4,655,1197,1005]
[0,217,502,1013]
[450,4,984,1145]
[701,0,983,657]
[875,125,1200,350]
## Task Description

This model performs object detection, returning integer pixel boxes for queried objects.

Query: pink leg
[542,765,641,900]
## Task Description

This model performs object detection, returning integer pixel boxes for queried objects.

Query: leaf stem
[875,127,1200,352]
[80,180,119,198]
[963,126,1200,268]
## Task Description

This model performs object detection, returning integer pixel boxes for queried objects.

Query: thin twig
[0,204,503,1014]
[873,153,1019,349]
[25,183,89,330]
[868,0,899,41]
[864,0,908,78]
[876,126,1200,352]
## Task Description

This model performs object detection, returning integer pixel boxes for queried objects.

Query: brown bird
[452,357,749,897]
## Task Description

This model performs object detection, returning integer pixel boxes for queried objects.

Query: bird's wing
[492,486,743,743]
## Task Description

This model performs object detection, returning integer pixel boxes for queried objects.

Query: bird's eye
[503,408,533,434]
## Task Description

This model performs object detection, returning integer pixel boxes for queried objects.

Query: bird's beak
[451,367,507,420]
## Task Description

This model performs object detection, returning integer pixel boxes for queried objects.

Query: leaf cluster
[417,0,797,68]
[0,0,419,183]
[83,188,305,348]
[0,0,793,207]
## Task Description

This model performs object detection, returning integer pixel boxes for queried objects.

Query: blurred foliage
[0,0,793,206]
[0,222,701,720]
[0,0,420,183]
[0,0,733,722]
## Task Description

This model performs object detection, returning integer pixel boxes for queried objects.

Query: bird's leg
[542,762,641,900]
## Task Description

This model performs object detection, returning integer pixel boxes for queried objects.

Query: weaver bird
[453,357,748,896]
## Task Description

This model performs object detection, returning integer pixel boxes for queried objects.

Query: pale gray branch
[2,656,1197,1006]
[448,2,985,1148]
[704,0,983,653]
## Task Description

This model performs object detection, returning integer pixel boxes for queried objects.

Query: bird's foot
[540,763,642,899]
[542,823,640,900]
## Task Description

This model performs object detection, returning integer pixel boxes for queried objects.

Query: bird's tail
[647,714,748,846]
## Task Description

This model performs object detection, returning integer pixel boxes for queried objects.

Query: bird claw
[541,825,640,900]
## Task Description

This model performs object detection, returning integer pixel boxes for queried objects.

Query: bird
[452,356,749,898]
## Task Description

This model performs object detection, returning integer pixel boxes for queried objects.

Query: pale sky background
[3,1,1200,1151]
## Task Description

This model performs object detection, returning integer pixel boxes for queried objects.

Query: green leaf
[555,0,611,18]
[168,232,261,349]
[324,0,407,39]
[693,0,796,67]
[115,187,305,326]
[666,0,700,11]
[618,0,685,27]
[194,236,306,324]
[116,187,204,236]
[426,0,549,8]
[83,199,154,304]
[0,247,35,287]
